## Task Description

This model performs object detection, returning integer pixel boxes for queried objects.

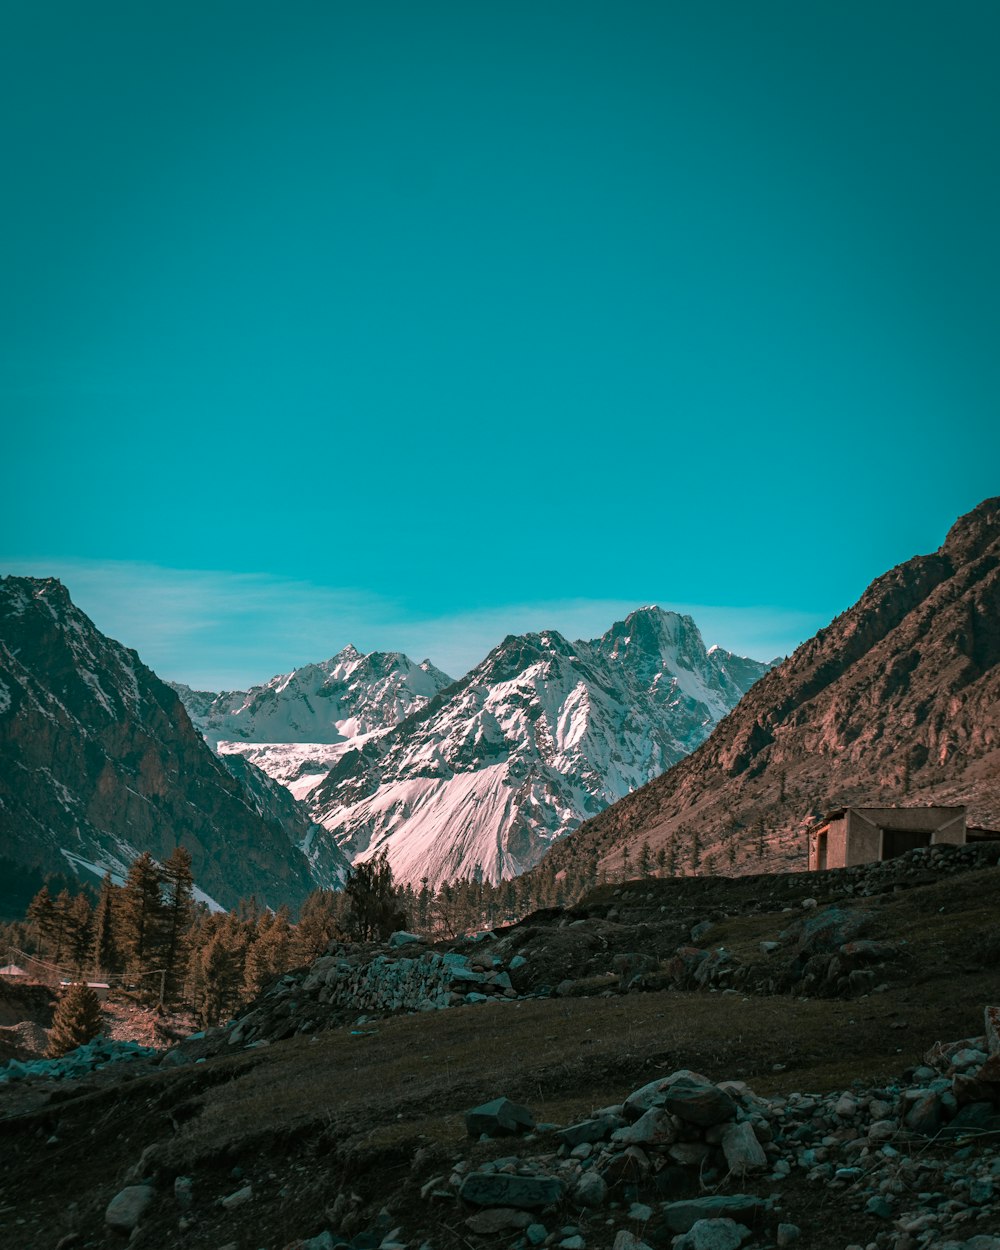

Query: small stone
[628,1203,653,1222]
[776,1226,800,1247]
[465,1097,535,1138]
[465,1208,532,1234]
[105,1185,155,1233]
[672,1218,748,1250]
[173,1176,193,1209]
[526,1225,547,1246]
[559,1237,585,1250]
[612,1233,653,1250]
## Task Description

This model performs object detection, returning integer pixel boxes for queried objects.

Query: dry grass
[3,865,1000,1250]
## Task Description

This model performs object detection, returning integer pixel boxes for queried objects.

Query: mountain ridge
[304,606,774,887]
[531,497,1000,883]
[0,576,318,912]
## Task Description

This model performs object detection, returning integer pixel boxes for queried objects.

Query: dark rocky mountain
[0,576,317,911]
[535,497,1000,880]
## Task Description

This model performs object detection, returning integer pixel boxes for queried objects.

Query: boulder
[720,1121,767,1174]
[459,1173,565,1209]
[465,1097,535,1138]
[611,1107,677,1147]
[664,1076,737,1128]
[672,1219,749,1250]
[651,1194,768,1237]
[557,1116,619,1148]
[574,1172,608,1208]
[388,931,423,948]
[105,1184,155,1233]
[624,1070,708,1118]
[466,1208,533,1233]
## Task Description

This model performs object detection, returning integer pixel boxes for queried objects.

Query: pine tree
[66,893,93,974]
[91,873,118,975]
[119,852,164,982]
[344,849,405,941]
[294,889,345,962]
[690,828,702,873]
[189,929,243,1027]
[638,841,652,878]
[244,908,291,997]
[47,982,103,1057]
[27,885,55,955]
[655,847,667,877]
[161,846,194,1002]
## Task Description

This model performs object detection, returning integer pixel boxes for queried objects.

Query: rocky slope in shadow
[0,576,316,911]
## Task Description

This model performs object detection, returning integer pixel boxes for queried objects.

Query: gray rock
[556,1116,619,1148]
[560,1237,586,1250]
[903,1091,943,1135]
[664,1076,737,1128]
[612,1233,653,1250]
[465,1097,535,1138]
[388,931,423,947]
[624,1070,709,1118]
[574,1171,608,1208]
[221,1183,253,1209]
[173,1175,193,1209]
[776,1225,800,1247]
[526,1224,547,1245]
[720,1121,767,1174]
[459,1172,566,1209]
[465,1208,532,1233]
[672,1219,748,1250]
[105,1184,155,1232]
[653,1194,767,1236]
[612,1107,677,1146]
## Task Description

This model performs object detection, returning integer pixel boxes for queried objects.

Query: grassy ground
[2,865,999,1250]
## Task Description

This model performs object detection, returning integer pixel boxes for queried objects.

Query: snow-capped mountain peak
[300,613,774,888]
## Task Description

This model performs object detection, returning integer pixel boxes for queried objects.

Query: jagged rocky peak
[171,644,454,746]
[304,609,773,889]
[941,494,1000,564]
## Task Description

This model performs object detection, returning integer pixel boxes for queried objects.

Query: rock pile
[0,1035,158,1083]
[227,943,520,1045]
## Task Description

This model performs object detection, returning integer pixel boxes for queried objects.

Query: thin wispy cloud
[0,558,823,689]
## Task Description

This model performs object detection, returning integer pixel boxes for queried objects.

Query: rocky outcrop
[0,576,316,910]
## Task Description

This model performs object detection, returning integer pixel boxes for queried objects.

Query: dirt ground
[2,863,1000,1250]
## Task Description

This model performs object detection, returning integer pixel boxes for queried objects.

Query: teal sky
[3,2,998,687]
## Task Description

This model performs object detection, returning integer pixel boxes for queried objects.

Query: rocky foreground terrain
[2,844,1000,1250]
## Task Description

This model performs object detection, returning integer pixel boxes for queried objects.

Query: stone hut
[808,805,967,871]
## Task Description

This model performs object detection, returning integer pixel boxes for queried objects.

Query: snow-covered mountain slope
[0,577,317,911]
[304,607,774,887]
[171,648,453,747]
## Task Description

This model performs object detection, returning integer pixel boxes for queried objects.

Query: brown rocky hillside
[534,497,1000,881]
